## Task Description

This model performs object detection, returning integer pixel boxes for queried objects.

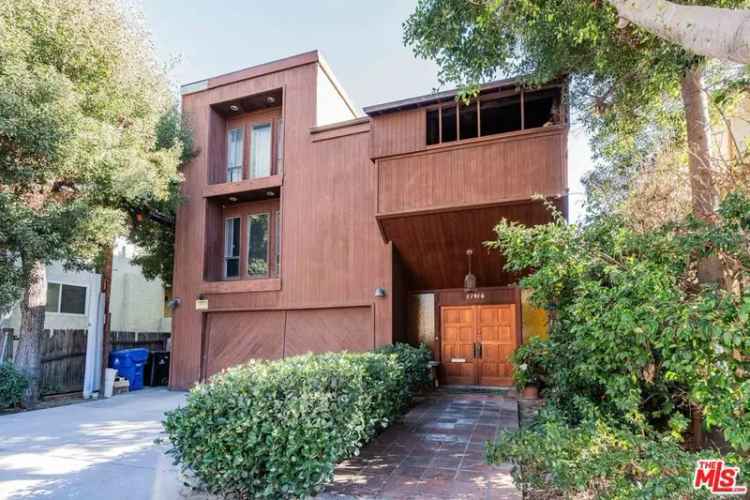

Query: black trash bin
[145,351,170,386]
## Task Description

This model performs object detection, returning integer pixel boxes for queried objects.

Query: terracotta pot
[521,385,539,400]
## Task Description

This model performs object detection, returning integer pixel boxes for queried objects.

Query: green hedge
[0,363,28,408]
[487,407,747,499]
[163,345,431,499]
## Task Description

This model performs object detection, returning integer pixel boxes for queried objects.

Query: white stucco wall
[3,262,101,332]
[109,238,171,333]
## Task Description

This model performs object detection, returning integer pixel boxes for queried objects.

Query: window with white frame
[46,283,86,315]
[224,217,241,278]
[226,127,244,182]
[250,123,272,179]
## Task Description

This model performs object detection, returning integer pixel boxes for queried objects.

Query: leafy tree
[486,193,750,451]
[0,0,185,404]
[403,0,748,231]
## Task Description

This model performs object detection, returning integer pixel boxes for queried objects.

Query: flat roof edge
[363,75,567,116]
[181,50,320,96]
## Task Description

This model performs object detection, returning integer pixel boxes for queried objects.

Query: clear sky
[141,0,590,220]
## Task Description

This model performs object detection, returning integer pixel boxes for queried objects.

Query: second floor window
[248,213,270,278]
[250,123,272,179]
[226,127,243,182]
[224,217,240,278]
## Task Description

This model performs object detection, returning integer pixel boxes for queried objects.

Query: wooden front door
[440,304,517,386]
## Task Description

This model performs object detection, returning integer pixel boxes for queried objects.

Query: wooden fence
[40,329,87,396]
[3,329,169,396]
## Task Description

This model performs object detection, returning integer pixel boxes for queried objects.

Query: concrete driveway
[0,388,196,500]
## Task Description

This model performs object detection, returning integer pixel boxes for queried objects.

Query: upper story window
[426,87,562,146]
[250,123,272,179]
[226,127,244,182]
[46,283,86,315]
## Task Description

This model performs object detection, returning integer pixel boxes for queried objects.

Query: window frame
[226,126,244,183]
[247,211,271,279]
[424,85,564,147]
[46,282,88,316]
[249,122,273,180]
[220,200,281,282]
[223,216,241,280]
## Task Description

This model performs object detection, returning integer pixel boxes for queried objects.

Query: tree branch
[607,0,750,64]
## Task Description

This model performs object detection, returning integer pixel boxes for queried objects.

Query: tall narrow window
[248,213,270,278]
[46,283,61,313]
[441,105,457,142]
[276,119,284,175]
[274,209,281,277]
[226,127,244,182]
[224,217,240,278]
[250,123,272,179]
[426,109,440,145]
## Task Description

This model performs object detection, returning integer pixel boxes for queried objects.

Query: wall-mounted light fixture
[229,104,240,112]
[374,287,386,298]
[167,298,182,310]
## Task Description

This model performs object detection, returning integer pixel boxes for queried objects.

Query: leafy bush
[0,363,28,408]
[376,342,432,397]
[486,192,750,450]
[163,348,427,499]
[487,408,746,499]
[510,336,549,391]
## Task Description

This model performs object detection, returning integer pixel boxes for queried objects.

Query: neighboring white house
[110,238,172,334]
[1,238,171,398]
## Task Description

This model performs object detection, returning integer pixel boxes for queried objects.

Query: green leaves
[0,363,29,408]
[0,0,187,296]
[491,192,750,451]
[162,347,428,499]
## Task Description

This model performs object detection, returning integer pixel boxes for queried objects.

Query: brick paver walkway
[321,389,520,499]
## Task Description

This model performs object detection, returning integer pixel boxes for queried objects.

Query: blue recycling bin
[109,348,149,391]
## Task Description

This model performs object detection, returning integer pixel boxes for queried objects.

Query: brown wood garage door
[203,306,373,378]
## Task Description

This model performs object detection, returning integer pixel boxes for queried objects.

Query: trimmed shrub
[376,342,432,397]
[163,348,427,499]
[0,363,28,408]
[487,408,747,499]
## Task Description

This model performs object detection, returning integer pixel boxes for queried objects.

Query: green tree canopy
[0,0,187,402]
[403,0,748,214]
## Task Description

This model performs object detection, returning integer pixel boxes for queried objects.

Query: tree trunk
[14,260,47,407]
[681,65,722,287]
[608,0,750,64]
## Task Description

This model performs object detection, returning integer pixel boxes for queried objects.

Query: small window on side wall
[46,283,86,315]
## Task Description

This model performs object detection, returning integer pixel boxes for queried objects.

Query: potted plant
[511,336,549,399]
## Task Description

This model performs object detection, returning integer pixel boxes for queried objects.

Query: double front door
[440,304,518,386]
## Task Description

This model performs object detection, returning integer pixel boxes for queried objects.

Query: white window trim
[46,281,88,316]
